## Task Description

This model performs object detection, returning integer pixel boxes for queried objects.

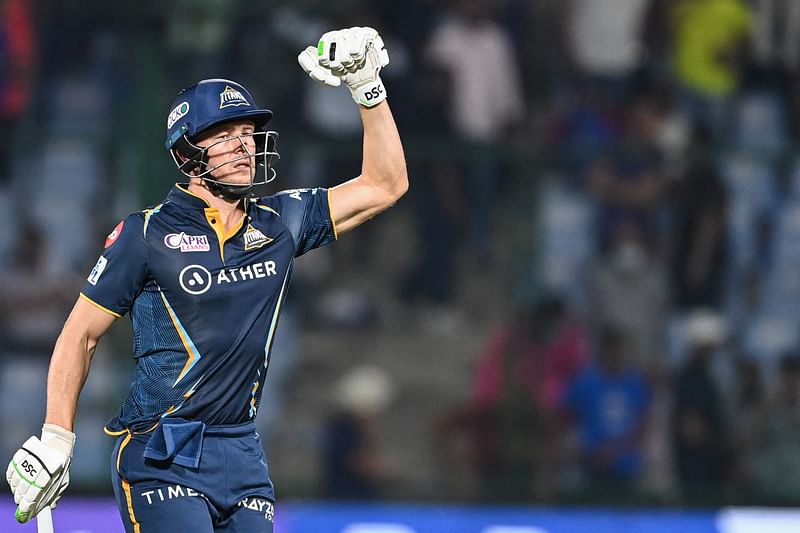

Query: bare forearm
[360,101,408,200]
[44,330,95,431]
[42,297,116,430]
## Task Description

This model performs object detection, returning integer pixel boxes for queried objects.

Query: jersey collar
[168,183,213,209]
[168,183,260,216]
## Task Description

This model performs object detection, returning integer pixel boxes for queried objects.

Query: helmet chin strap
[201,176,254,201]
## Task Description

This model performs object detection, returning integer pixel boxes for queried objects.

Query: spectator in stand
[321,365,397,501]
[563,327,652,492]
[749,354,800,501]
[749,0,800,83]
[586,91,671,252]
[672,309,736,500]
[463,296,588,501]
[425,0,525,261]
[0,0,35,184]
[729,357,767,495]
[670,134,730,311]
[566,0,653,106]
[401,55,463,309]
[671,0,753,140]
[588,220,670,371]
[518,1,571,107]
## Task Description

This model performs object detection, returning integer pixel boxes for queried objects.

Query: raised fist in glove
[6,424,75,523]
[298,26,390,107]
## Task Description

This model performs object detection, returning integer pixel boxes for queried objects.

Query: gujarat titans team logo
[219,86,250,108]
[179,265,212,295]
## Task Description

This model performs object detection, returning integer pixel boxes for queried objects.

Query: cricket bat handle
[37,506,54,533]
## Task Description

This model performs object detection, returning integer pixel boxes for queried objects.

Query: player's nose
[234,137,248,154]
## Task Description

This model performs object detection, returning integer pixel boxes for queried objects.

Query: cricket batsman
[6,26,407,532]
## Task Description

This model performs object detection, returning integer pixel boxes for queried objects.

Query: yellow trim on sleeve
[79,293,123,318]
[327,188,339,240]
[121,479,141,533]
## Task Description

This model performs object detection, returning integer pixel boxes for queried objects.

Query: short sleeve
[266,188,336,257]
[80,213,149,317]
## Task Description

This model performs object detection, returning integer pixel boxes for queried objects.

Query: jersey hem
[327,188,339,240]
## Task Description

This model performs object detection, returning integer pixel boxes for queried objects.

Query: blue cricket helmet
[165,78,273,149]
[164,78,280,200]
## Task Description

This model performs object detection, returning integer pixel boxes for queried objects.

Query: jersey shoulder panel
[258,188,335,257]
[81,211,150,316]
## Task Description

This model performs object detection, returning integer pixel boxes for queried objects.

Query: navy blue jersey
[82,184,336,432]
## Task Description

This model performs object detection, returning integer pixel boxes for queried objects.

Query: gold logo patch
[243,224,272,251]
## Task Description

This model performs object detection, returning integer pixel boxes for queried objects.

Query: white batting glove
[298,26,390,107]
[6,424,75,523]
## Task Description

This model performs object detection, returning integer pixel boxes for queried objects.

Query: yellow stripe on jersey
[142,203,163,237]
[256,204,280,216]
[159,291,201,386]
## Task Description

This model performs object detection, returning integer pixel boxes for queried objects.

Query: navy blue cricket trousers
[110,421,275,533]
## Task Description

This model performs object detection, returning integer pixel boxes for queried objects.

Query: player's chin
[217,167,254,184]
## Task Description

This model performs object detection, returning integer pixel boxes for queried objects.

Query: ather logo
[179,264,212,295]
[178,261,279,295]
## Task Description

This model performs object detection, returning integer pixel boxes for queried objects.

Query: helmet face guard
[165,79,278,200]
[170,130,280,199]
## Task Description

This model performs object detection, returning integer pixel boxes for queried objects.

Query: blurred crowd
[2,0,800,507]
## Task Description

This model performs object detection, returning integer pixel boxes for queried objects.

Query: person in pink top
[447,296,589,501]
[473,298,589,416]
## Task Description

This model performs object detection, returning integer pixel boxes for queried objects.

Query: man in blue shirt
[564,327,651,487]
[6,27,406,533]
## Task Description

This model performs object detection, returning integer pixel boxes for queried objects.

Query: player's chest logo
[177,261,280,295]
[164,232,211,253]
[243,224,273,251]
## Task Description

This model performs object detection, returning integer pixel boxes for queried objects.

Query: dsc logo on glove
[364,85,384,102]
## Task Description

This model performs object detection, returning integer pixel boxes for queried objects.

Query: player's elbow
[391,167,409,202]
[362,165,408,210]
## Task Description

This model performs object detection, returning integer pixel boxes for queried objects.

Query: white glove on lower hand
[6,424,75,523]
[297,26,390,107]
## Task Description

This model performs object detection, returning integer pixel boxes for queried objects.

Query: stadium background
[2,0,800,531]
